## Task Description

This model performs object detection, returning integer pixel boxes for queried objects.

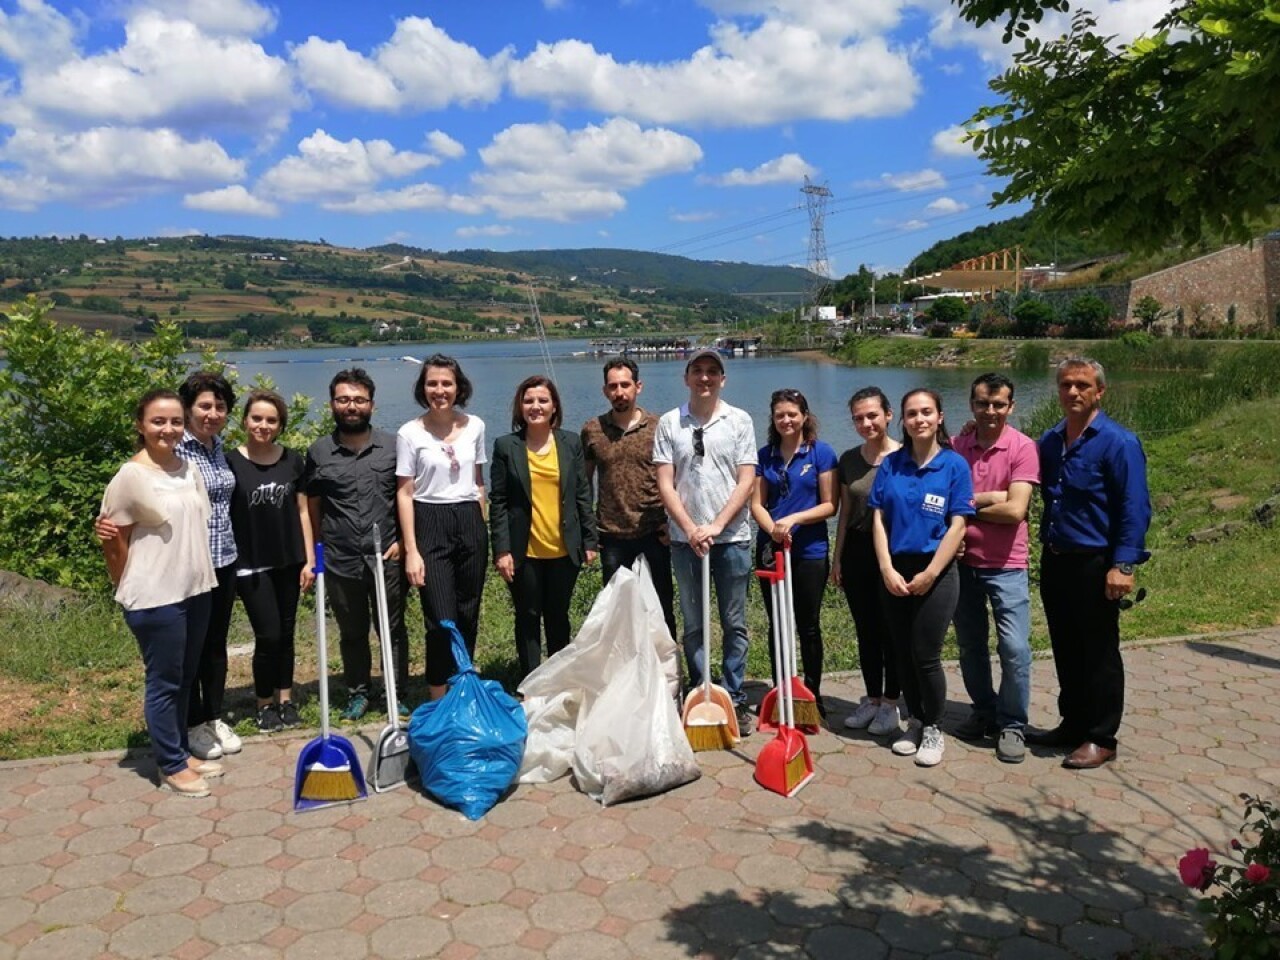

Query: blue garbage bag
[407,621,527,819]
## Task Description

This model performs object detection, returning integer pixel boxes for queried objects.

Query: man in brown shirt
[581,357,678,641]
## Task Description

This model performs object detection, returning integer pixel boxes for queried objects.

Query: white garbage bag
[517,558,700,805]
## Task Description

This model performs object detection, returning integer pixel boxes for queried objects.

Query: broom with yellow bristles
[294,544,368,811]
[682,549,740,751]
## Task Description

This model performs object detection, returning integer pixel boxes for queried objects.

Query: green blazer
[489,429,599,566]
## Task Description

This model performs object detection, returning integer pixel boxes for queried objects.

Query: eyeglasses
[442,443,460,474]
[333,396,372,407]
[1117,587,1148,611]
[693,427,705,457]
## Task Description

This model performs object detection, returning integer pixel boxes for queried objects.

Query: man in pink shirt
[951,373,1041,763]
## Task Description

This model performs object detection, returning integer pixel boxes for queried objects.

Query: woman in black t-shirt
[226,390,315,732]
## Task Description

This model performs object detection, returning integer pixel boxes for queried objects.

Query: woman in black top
[226,390,315,731]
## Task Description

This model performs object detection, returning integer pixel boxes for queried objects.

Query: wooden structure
[910,246,1022,299]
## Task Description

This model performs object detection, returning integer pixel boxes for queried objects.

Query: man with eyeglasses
[303,368,409,722]
[654,349,758,733]
[950,373,1040,764]
[581,357,678,643]
[1029,357,1150,770]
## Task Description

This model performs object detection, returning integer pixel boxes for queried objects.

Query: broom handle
[372,524,400,732]
[701,549,711,698]
[315,544,329,740]
[781,546,794,730]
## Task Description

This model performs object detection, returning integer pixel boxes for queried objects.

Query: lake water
[219,339,1062,454]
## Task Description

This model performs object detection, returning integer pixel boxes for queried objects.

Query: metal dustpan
[370,524,413,793]
[295,544,368,811]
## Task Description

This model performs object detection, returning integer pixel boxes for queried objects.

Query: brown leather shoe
[1063,742,1117,769]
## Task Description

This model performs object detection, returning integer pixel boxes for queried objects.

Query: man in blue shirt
[1028,357,1151,769]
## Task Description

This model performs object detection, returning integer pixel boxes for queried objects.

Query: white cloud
[183,185,278,216]
[671,210,719,223]
[156,226,207,237]
[0,171,55,211]
[322,184,482,215]
[292,17,508,111]
[426,130,465,159]
[931,122,985,158]
[899,219,929,231]
[925,196,967,214]
[508,20,918,127]
[456,224,515,238]
[19,11,295,133]
[0,0,79,68]
[127,0,277,36]
[1,126,244,203]
[700,0,903,36]
[473,118,703,221]
[880,168,946,191]
[706,152,814,187]
[257,130,439,203]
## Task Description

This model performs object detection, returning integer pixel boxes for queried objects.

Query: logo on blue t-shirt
[922,493,947,516]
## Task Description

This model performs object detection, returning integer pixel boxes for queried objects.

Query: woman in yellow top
[489,375,598,682]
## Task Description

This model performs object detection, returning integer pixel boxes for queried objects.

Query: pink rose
[1244,863,1271,884]
[1179,848,1217,891]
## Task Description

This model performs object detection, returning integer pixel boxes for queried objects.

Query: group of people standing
[101,348,1150,797]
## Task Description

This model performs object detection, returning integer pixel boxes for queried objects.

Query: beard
[610,397,633,413]
[335,412,372,434]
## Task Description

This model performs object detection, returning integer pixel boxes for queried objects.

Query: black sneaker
[735,704,754,737]
[277,701,300,728]
[255,703,284,733]
[953,712,998,741]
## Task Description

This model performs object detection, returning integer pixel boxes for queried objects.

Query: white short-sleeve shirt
[653,400,757,544]
[396,414,487,503]
[100,460,217,611]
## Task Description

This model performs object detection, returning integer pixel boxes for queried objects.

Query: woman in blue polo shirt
[750,388,838,716]
[869,388,974,767]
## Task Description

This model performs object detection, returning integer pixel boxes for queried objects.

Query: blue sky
[0,0,1170,274]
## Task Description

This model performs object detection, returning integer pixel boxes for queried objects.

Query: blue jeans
[953,565,1032,730]
[124,593,212,775]
[672,541,751,706]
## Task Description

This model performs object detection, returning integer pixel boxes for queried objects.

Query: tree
[1064,294,1111,338]
[929,296,969,327]
[0,299,187,589]
[957,0,1280,251]
[1013,298,1055,338]
[1133,295,1168,333]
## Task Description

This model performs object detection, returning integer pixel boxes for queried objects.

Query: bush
[928,296,967,327]
[1064,294,1111,338]
[0,299,187,589]
[1013,298,1055,337]
[926,322,952,338]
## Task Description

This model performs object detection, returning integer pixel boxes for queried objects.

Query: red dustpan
[756,546,820,735]
[754,552,813,798]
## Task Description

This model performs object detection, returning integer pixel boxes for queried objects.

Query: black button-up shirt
[303,428,399,579]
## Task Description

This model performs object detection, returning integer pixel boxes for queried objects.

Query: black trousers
[1040,549,1123,750]
[881,554,958,727]
[327,559,409,695]
[840,531,900,701]
[509,555,580,682]
[414,500,489,685]
[758,546,828,698]
[237,564,302,700]
[188,562,236,726]
[600,531,678,644]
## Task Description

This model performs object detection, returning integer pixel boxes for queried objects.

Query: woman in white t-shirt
[100,390,219,798]
[396,355,488,701]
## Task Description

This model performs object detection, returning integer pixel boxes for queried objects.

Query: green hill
[909,210,1118,273]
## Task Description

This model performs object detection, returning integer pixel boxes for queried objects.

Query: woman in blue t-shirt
[869,388,974,768]
[750,388,838,715]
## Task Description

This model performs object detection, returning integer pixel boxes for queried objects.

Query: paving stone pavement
[3,629,1278,960]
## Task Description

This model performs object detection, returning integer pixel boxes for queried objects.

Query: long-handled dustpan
[682,549,739,751]
[370,523,412,793]
[754,551,813,797]
[756,544,821,734]
[294,544,368,811]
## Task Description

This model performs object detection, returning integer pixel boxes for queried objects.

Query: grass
[3,393,1279,760]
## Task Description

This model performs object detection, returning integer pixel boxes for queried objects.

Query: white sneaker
[891,719,923,756]
[868,700,902,737]
[211,718,242,755]
[915,725,945,767]
[842,697,879,730]
[188,723,223,760]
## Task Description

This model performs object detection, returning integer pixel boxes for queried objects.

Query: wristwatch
[1115,562,1136,575]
